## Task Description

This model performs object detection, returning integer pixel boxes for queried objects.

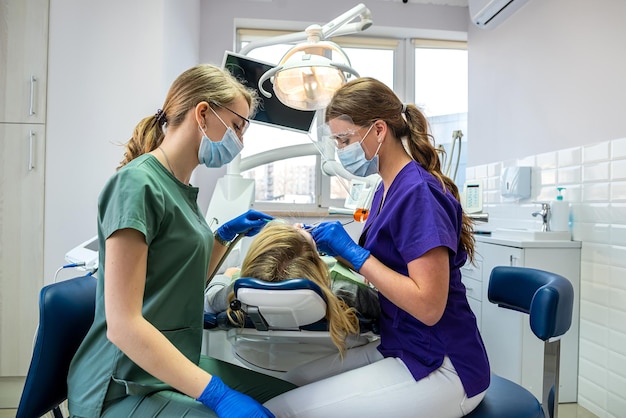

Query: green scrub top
[67,154,213,417]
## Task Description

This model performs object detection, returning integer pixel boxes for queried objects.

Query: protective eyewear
[320,115,371,149]
[210,100,251,135]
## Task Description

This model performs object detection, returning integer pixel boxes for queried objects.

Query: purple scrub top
[360,161,490,398]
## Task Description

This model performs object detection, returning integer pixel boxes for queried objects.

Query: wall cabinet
[461,237,581,403]
[0,0,48,124]
[0,0,48,407]
[0,124,45,375]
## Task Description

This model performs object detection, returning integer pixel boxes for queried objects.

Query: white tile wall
[467,137,626,418]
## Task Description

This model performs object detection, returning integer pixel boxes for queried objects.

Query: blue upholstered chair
[466,266,574,418]
[16,274,97,418]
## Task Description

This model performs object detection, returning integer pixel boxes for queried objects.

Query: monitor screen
[222,51,317,133]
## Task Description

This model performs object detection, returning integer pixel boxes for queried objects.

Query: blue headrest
[488,266,573,340]
[234,277,327,302]
[233,277,328,329]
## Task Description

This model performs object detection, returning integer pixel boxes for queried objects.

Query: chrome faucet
[532,203,551,231]
[468,212,489,223]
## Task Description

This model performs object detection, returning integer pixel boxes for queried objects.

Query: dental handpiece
[302,220,354,232]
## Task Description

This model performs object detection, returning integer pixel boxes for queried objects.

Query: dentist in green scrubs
[67,64,295,418]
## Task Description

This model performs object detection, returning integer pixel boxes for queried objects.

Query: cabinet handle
[509,254,519,266]
[29,130,35,170]
[29,75,37,116]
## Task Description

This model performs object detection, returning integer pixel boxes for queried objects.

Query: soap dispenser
[550,187,570,233]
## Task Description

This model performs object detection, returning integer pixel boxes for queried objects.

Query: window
[236,41,319,211]
[414,40,468,187]
[235,30,467,213]
[326,37,397,204]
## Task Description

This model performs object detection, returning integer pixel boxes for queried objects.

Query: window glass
[414,44,468,187]
[240,44,318,207]
[327,45,395,202]
[414,47,467,117]
[335,46,394,87]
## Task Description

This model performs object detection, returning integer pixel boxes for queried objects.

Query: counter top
[474,234,582,248]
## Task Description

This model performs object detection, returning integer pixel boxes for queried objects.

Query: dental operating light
[258,28,359,111]
[242,3,372,111]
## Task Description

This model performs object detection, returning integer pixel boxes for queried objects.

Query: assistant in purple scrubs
[265,77,489,418]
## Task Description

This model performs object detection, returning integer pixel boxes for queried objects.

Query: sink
[491,228,571,241]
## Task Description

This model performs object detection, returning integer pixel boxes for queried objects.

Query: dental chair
[16,274,97,418]
[204,277,379,376]
[466,266,574,418]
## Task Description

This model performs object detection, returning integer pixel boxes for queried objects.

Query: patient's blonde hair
[227,222,360,354]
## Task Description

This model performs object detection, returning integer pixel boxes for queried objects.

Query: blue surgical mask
[336,125,381,177]
[198,108,244,168]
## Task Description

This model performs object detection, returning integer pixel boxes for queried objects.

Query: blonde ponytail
[118,64,258,169]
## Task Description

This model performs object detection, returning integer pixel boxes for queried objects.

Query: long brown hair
[118,64,258,169]
[325,77,475,261]
[227,222,360,354]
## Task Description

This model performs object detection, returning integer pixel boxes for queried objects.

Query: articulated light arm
[319,3,372,38]
[239,3,372,56]
[239,31,309,56]
[239,143,318,172]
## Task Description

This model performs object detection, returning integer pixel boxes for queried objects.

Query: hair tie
[229,299,242,311]
[155,109,168,126]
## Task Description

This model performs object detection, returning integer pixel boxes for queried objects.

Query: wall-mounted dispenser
[501,166,531,199]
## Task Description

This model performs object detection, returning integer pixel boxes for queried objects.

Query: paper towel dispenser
[501,166,531,199]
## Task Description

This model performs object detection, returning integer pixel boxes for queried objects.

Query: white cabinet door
[0,0,49,124]
[461,253,483,330]
[0,123,45,377]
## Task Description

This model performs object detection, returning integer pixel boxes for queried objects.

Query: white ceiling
[377,0,468,6]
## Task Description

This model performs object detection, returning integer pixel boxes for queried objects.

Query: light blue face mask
[336,124,381,177]
[198,108,244,168]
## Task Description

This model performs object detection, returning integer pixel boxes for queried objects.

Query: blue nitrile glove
[216,210,273,242]
[311,221,371,271]
[197,376,275,418]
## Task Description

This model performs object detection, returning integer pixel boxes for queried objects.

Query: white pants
[264,342,486,418]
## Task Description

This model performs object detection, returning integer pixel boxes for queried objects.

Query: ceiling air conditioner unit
[469,0,530,29]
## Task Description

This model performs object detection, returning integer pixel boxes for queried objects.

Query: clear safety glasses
[319,115,372,149]
[209,100,251,136]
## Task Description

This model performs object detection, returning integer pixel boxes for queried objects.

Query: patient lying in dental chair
[205,221,380,353]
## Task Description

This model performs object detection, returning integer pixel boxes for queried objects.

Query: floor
[559,403,601,418]
[0,403,600,418]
